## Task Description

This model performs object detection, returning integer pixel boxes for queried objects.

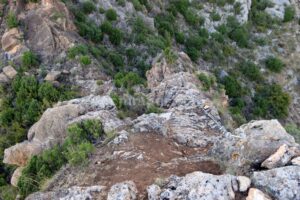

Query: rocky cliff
[0,0,300,199]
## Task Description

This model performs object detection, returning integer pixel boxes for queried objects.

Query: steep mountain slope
[0,0,300,199]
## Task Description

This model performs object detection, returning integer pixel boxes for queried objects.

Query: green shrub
[81,1,96,14]
[175,32,185,44]
[265,56,284,72]
[186,47,200,61]
[80,55,91,65]
[253,84,290,118]
[114,72,144,89]
[283,6,295,22]
[99,7,106,14]
[21,51,39,69]
[106,9,117,21]
[109,52,124,69]
[109,28,123,45]
[239,61,263,81]
[228,26,249,47]
[198,73,215,90]
[146,104,163,114]
[155,13,176,36]
[221,75,243,98]
[18,119,103,197]
[100,21,113,34]
[183,9,199,26]
[211,11,221,21]
[234,2,242,15]
[67,45,89,59]
[6,12,18,29]
[75,21,103,43]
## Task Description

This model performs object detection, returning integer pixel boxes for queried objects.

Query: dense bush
[6,12,18,29]
[21,51,39,69]
[80,55,91,65]
[253,84,290,118]
[109,28,123,45]
[211,11,221,21]
[75,21,103,43]
[67,45,89,59]
[283,6,295,22]
[239,61,263,81]
[105,9,117,21]
[18,119,103,197]
[221,75,243,98]
[109,52,124,70]
[81,1,96,14]
[198,73,215,91]
[114,72,145,89]
[265,56,284,72]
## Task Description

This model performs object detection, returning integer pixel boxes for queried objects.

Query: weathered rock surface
[0,73,9,84]
[10,167,24,187]
[251,166,300,200]
[25,185,106,200]
[237,176,251,192]
[3,95,124,166]
[44,71,61,82]
[213,119,298,173]
[148,171,237,200]
[265,0,291,19]
[291,156,300,166]
[1,28,23,54]
[246,188,272,200]
[261,144,299,169]
[107,181,137,200]
[2,66,17,79]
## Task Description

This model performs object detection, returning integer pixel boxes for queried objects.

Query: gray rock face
[148,171,237,200]
[107,181,138,200]
[212,119,298,173]
[25,185,106,200]
[251,166,300,200]
[1,28,24,54]
[265,0,291,19]
[291,156,300,166]
[3,95,123,167]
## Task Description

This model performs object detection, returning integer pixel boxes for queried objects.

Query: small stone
[44,71,61,82]
[237,176,251,192]
[0,73,9,84]
[3,66,17,79]
[246,188,272,200]
[11,167,24,187]
[291,157,300,166]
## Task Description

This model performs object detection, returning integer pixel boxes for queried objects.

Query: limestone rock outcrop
[246,188,272,200]
[251,166,300,200]
[107,181,138,200]
[1,28,24,55]
[3,95,125,167]
[25,185,106,200]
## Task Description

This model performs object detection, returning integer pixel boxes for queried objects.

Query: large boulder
[25,185,106,200]
[147,171,246,200]
[2,65,17,79]
[212,120,298,173]
[251,166,300,200]
[3,95,124,166]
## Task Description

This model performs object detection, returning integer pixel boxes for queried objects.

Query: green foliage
[234,2,242,15]
[285,123,300,143]
[81,1,96,14]
[100,21,113,34]
[253,84,290,118]
[221,75,243,98]
[198,73,215,91]
[67,45,89,59]
[283,6,295,22]
[114,72,144,89]
[109,28,123,45]
[175,31,185,44]
[6,12,18,29]
[265,56,284,72]
[109,52,124,70]
[80,55,92,65]
[21,51,39,69]
[18,119,103,197]
[239,61,263,81]
[226,16,249,47]
[146,104,163,114]
[105,9,117,21]
[184,9,199,25]
[75,21,103,43]
[0,185,18,200]
[211,11,221,21]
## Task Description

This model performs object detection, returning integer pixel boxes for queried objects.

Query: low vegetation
[18,119,103,197]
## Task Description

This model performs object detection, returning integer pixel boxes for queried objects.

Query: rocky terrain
[0,0,300,200]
